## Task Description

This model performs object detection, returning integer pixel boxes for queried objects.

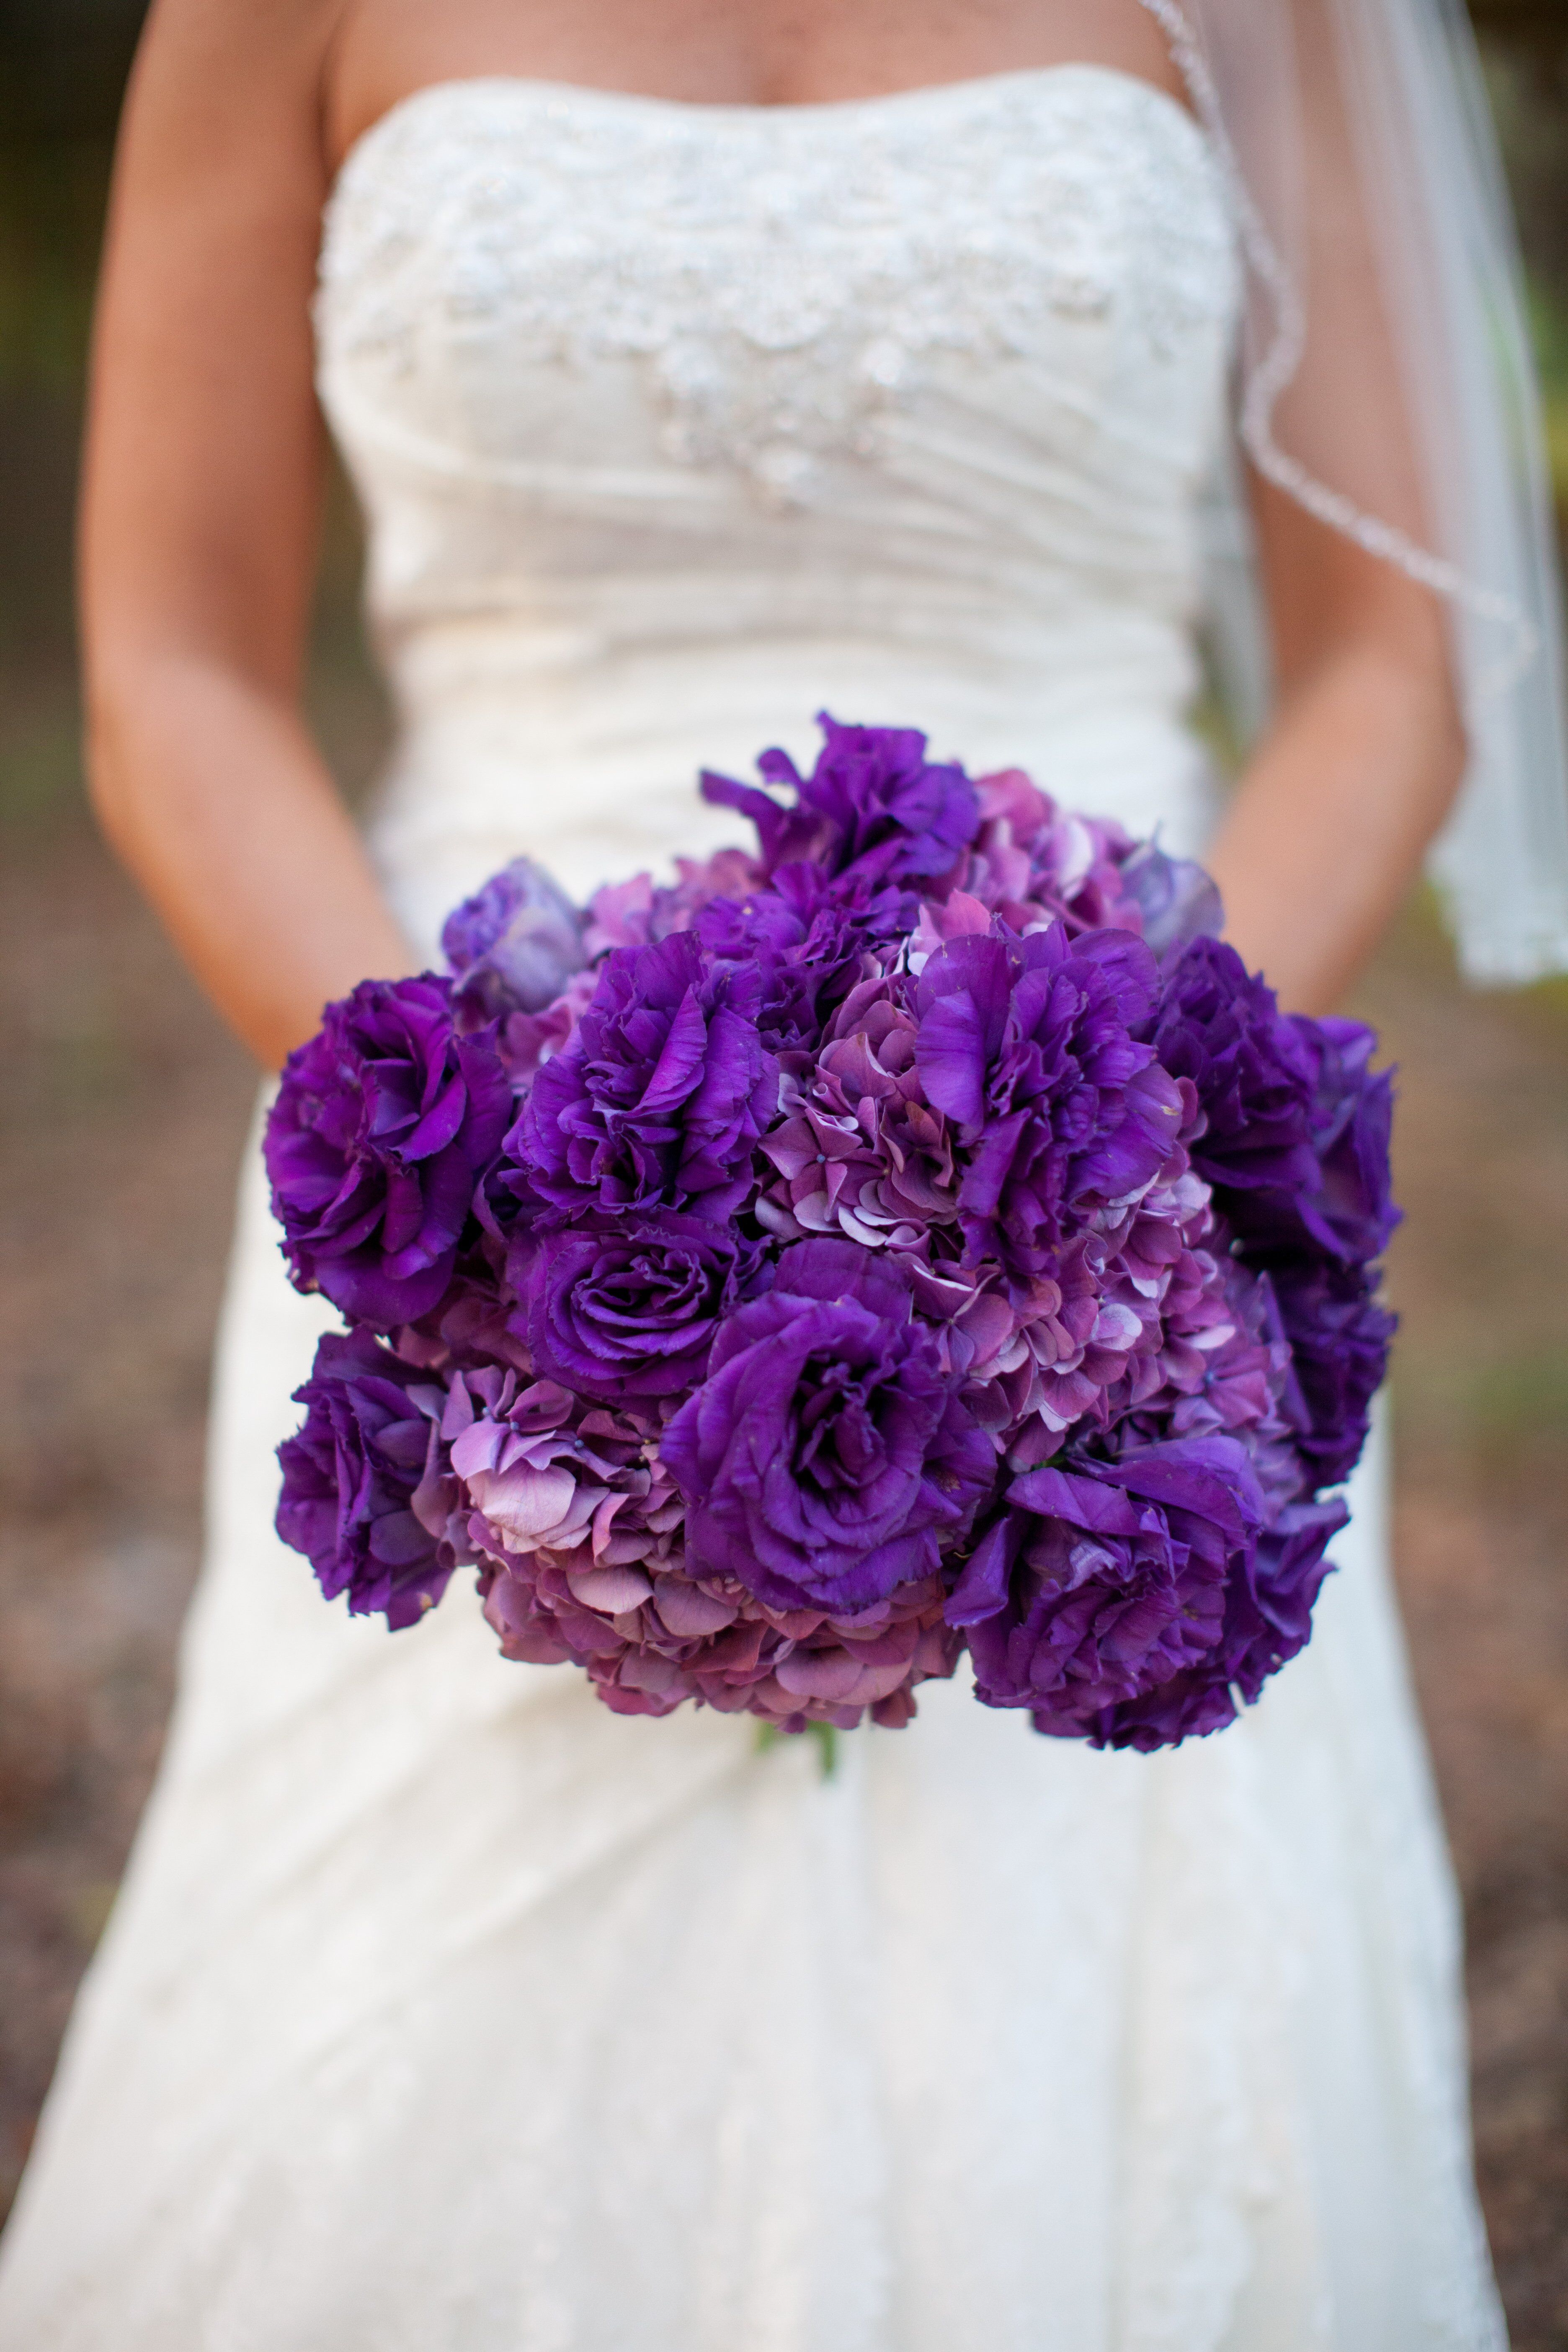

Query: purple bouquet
[268,717,1397,1752]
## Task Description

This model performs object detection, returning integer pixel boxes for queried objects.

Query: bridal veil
[1139,0,1568,983]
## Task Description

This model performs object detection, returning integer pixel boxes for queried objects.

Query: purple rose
[504,931,778,1223]
[276,1328,466,1629]
[915,925,1185,1281]
[266,975,513,1327]
[662,1239,997,1614]
[510,1213,769,1406]
[701,712,978,891]
[441,858,587,1021]
[947,1436,1264,1744]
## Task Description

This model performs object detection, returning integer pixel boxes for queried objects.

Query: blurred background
[1,0,1566,2333]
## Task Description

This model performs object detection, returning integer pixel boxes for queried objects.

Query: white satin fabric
[0,69,1507,2348]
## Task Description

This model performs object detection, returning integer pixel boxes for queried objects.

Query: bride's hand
[79,0,415,1073]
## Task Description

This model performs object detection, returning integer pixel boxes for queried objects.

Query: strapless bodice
[315,67,1240,952]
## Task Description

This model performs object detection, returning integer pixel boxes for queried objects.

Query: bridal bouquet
[267,716,1396,1752]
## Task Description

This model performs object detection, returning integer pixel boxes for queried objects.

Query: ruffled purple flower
[693,864,911,1050]
[915,925,1185,1282]
[447,1364,961,1729]
[504,931,778,1223]
[948,1436,1265,1746]
[1095,1491,1347,1753]
[663,1240,996,1614]
[759,975,960,1253]
[275,1328,468,1628]
[510,1213,769,1407]
[266,975,513,1327]
[581,849,760,961]
[701,712,978,891]
[442,858,587,1022]
[1150,938,1320,1203]
[1273,1261,1397,1489]
[1242,1016,1400,1268]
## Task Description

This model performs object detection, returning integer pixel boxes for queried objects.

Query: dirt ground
[1,797,1566,2338]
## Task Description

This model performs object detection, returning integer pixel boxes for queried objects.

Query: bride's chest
[317,69,1240,511]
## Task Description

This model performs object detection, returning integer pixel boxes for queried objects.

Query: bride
[2,0,1563,2342]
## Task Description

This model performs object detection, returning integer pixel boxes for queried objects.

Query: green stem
[753,1719,840,1777]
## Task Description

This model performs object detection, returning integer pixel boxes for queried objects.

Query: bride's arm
[1202,475,1465,1018]
[81,0,414,1073]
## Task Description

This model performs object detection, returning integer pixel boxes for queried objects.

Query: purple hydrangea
[915,925,1185,1282]
[947,1436,1265,1747]
[504,931,778,1223]
[662,1240,995,1614]
[759,974,960,1254]
[701,712,978,891]
[445,1364,962,1730]
[276,1328,469,1628]
[265,975,513,1327]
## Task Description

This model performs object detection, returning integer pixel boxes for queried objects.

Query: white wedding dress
[0,68,1509,2350]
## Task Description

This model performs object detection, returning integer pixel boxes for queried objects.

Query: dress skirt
[0,1095,1509,2349]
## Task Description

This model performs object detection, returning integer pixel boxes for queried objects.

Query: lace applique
[319,71,1238,505]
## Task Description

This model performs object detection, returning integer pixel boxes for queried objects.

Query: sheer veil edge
[1137,0,1568,985]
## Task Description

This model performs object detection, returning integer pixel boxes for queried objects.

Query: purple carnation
[1150,938,1321,1203]
[1096,1493,1346,1752]
[510,1213,769,1407]
[662,1239,996,1614]
[693,864,911,1050]
[441,858,587,1022]
[265,975,513,1327]
[701,712,978,891]
[1249,1016,1400,1268]
[275,1328,466,1629]
[1274,1261,1397,1488]
[948,1436,1264,1746]
[505,931,778,1223]
[915,925,1185,1282]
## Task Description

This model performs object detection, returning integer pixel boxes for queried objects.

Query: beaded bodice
[314,67,1241,946]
